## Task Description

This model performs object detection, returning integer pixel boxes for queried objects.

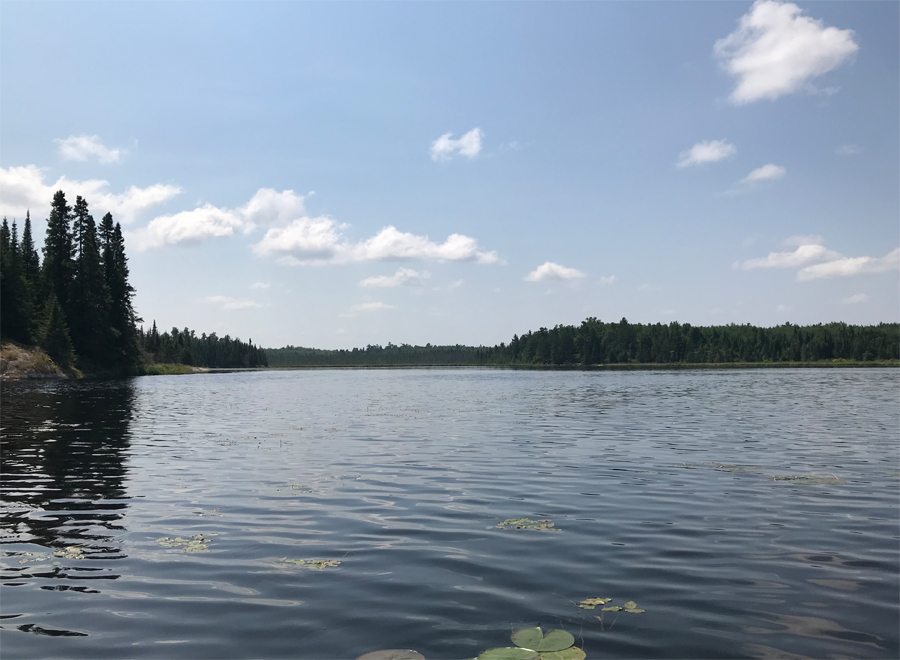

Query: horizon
[2,1,898,350]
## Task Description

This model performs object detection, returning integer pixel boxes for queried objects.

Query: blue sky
[1,1,897,348]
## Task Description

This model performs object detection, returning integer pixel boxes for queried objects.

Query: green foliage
[141,363,195,375]
[37,294,75,368]
[139,323,268,368]
[281,558,342,570]
[477,628,582,660]
[497,518,560,531]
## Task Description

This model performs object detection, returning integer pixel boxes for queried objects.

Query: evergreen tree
[21,211,41,285]
[42,190,74,313]
[37,294,75,368]
[101,215,139,366]
[69,198,111,364]
[0,218,32,342]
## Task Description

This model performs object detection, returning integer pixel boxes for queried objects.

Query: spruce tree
[42,190,74,313]
[69,198,111,364]
[0,218,32,342]
[37,294,75,368]
[100,215,139,367]
[21,211,41,286]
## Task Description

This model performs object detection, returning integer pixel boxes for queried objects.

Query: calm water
[1,368,898,659]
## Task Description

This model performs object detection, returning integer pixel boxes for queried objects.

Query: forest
[266,318,899,367]
[0,191,263,373]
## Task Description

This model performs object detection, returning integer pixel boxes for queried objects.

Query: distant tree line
[139,323,267,368]
[265,318,899,367]
[1,192,139,371]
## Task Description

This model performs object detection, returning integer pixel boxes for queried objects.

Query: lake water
[1,368,898,659]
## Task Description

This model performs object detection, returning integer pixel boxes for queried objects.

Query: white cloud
[254,219,499,266]
[737,243,841,270]
[129,205,247,250]
[359,268,431,288]
[676,140,736,168]
[340,301,395,317]
[204,295,262,310]
[741,164,786,183]
[0,164,180,223]
[836,144,861,156]
[239,188,305,228]
[525,262,587,282]
[798,248,899,281]
[56,135,122,163]
[714,0,858,104]
[431,128,483,161]
[250,282,270,289]
[842,293,868,305]
[783,234,824,247]
[599,275,618,285]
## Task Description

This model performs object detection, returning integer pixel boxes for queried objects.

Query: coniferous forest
[266,318,899,367]
[0,191,265,373]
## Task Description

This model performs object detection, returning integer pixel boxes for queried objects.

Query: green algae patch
[497,518,560,532]
[281,558,341,570]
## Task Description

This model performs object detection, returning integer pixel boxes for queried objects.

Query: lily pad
[540,648,586,660]
[156,534,211,552]
[601,606,622,612]
[510,628,574,653]
[623,601,637,609]
[580,597,611,606]
[281,558,341,570]
[52,546,85,560]
[477,648,540,660]
[624,608,645,614]
[497,518,560,532]
[357,651,425,660]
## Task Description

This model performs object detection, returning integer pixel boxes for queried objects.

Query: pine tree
[37,294,75,368]
[42,190,74,313]
[0,218,32,342]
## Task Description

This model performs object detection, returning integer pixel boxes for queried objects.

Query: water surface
[2,369,898,658]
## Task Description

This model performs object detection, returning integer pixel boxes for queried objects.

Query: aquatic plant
[281,558,341,570]
[155,534,213,552]
[768,474,844,485]
[577,598,611,609]
[53,546,85,560]
[476,627,584,660]
[356,651,425,660]
[497,518,560,532]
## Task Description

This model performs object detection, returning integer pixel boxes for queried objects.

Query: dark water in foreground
[1,369,898,659]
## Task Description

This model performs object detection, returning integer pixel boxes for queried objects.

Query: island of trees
[0,191,266,374]
[266,319,899,368]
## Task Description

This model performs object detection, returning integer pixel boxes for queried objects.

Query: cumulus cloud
[129,205,249,251]
[0,164,180,223]
[238,188,306,228]
[798,248,899,281]
[254,218,499,266]
[676,140,736,168]
[359,268,431,288]
[56,135,122,163]
[525,262,587,282]
[714,0,858,104]
[204,295,262,310]
[431,128,483,161]
[842,293,868,305]
[739,240,899,282]
[737,243,841,270]
[741,164,786,183]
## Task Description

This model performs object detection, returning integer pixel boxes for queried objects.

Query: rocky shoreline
[0,343,75,380]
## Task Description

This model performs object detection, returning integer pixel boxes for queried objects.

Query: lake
[1,368,898,659]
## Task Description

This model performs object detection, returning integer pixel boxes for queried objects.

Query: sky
[1,1,897,349]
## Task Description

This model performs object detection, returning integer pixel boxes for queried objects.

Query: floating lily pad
[357,650,425,660]
[477,648,539,660]
[497,519,560,532]
[540,648,586,660]
[580,597,611,606]
[624,608,645,614]
[510,628,574,653]
[281,558,341,570]
[623,601,637,609]
[769,474,844,485]
[601,606,622,612]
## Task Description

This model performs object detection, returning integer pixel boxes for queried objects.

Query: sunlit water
[1,368,898,659]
